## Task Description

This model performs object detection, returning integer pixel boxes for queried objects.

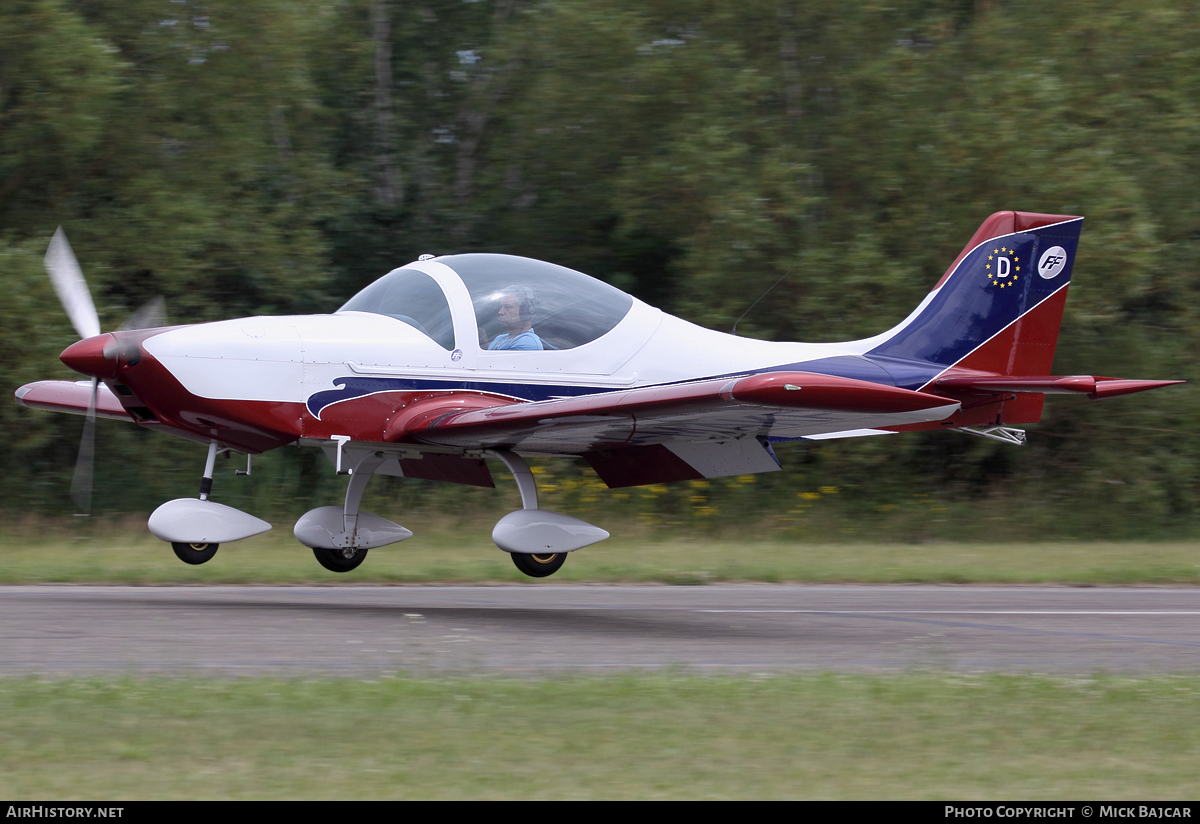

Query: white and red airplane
[15,211,1182,576]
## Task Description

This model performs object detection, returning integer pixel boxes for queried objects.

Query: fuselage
[57,253,934,454]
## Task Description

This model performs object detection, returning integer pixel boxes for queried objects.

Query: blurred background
[2,0,1196,539]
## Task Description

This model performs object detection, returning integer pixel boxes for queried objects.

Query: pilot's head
[497,285,536,331]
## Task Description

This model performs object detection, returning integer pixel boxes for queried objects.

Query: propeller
[44,227,166,514]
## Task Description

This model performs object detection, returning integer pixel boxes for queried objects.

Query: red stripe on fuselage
[114,348,519,452]
[114,350,302,452]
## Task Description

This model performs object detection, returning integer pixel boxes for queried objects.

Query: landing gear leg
[491,449,538,511]
[198,440,218,500]
[340,451,385,539]
[169,442,222,567]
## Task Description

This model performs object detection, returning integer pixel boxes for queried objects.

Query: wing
[392,371,960,487]
[15,380,133,421]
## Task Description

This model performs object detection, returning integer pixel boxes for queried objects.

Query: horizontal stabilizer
[935,374,1184,399]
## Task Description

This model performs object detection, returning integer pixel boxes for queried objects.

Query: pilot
[488,286,544,350]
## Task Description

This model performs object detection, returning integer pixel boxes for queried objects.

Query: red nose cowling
[60,335,119,379]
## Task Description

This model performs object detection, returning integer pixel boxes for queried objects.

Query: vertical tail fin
[860,211,1083,425]
[832,211,1180,427]
[868,211,1082,379]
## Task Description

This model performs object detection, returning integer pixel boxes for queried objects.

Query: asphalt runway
[2,584,1200,676]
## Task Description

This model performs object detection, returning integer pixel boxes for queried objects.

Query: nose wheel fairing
[148,441,272,553]
[148,498,271,545]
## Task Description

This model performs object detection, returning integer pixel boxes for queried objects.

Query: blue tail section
[867,212,1082,372]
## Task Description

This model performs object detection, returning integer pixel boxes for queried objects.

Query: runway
[2,584,1200,676]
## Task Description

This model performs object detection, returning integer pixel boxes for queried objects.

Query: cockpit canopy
[338,253,634,352]
[338,268,456,350]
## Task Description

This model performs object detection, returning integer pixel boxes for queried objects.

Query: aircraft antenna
[731,263,798,336]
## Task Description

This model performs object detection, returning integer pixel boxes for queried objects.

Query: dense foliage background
[3,0,1196,537]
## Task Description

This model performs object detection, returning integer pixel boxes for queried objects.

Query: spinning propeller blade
[70,378,98,515]
[119,295,167,332]
[105,296,168,361]
[44,227,100,341]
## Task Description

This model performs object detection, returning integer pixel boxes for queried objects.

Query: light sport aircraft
[15,211,1182,576]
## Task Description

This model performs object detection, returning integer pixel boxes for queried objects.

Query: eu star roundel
[985,244,1022,289]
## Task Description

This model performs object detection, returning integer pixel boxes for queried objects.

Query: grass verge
[1,672,1198,799]
[0,521,1197,584]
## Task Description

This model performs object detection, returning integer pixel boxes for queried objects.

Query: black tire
[172,542,219,565]
[511,551,567,578]
[313,546,368,573]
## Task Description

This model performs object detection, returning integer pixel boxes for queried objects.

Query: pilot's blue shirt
[488,329,543,351]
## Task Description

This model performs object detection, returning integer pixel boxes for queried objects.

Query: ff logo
[1039,246,1068,279]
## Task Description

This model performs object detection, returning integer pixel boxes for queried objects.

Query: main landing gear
[487,450,608,579]
[294,442,609,578]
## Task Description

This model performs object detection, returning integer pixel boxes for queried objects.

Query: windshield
[438,254,633,351]
[337,268,455,351]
